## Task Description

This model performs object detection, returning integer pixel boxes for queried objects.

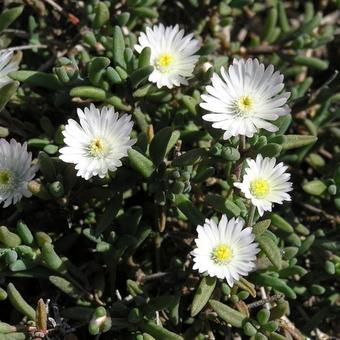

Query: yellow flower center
[236,95,253,115]
[0,170,11,186]
[89,138,106,157]
[212,244,233,264]
[156,53,174,73]
[250,178,270,198]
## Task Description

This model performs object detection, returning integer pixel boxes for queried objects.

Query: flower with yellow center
[192,215,259,286]
[59,104,136,180]
[135,24,200,88]
[89,138,107,157]
[156,53,175,73]
[0,139,38,208]
[212,244,232,264]
[200,58,291,139]
[234,154,293,216]
[0,170,11,186]
[236,95,253,115]
[250,179,270,198]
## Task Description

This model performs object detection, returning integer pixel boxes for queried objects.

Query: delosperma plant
[0,0,339,339]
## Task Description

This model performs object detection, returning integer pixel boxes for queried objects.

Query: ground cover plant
[0,0,339,339]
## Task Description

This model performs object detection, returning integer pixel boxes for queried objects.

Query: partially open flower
[234,154,293,216]
[192,215,259,287]
[0,139,38,207]
[59,104,135,180]
[135,24,200,89]
[0,51,19,89]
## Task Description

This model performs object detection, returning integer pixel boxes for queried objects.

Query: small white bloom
[200,58,290,139]
[192,215,259,287]
[0,139,38,208]
[234,154,293,216]
[0,51,19,89]
[59,104,136,180]
[135,24,200,89]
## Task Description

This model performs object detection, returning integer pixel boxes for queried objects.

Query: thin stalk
[246,204,256,227]
[234,135,246,181]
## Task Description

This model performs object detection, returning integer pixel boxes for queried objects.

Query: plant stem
[234,135,246,181]
[246,204,256,227]
[2,44,48,52]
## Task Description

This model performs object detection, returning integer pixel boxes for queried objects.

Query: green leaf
[96,195,122,234]
[174,194,204,225]
[49,276,83,300]
[0,81,19,111]
[0,6,24,33]
[138,47,151,68]
[181,95,199,115]
[128,149,154,178]
[42,244,64,272]
[16,221,33,246]
[0,226,21,248]
[297,234,315,255]
[262,6,278,42]
[286,55,329,70]
[209,299,246,327]
[303,180,327,196]
[105,95,131,111]
[132,7,158,18]
[38,152,56,183]
[251,273,296,299]
[126,279,143,297]
[205,194,241,217]
[269,332,287,340]
[268,213,294,233]
[106,67,123,85]
[277,1,290,33]
[256,234,282,270]
[269,300,289,320]
[9,71,62,90]
[112,26,126,68]
[129,65,154,88]
[221,147,240,161]
[257,309,270,325]
[252,219,271,236]
[273,114,292,135]
[172,148,207,167]
[93,2,110,29]
[257,143,282,157]
[234,277,256,298]
[83,31,97,47]
[48,181,64,198]
[149,127,179,166]
[243,321,257,336]
[7,283,36,321]
[0,321,16,333]
[281,135,317,150]
[116,12,130,26]
[140,320,183,340]
[89,57,110,86]
[191,277,216,317]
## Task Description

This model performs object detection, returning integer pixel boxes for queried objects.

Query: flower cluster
[1,25,293,289]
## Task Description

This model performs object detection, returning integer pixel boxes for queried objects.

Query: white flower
[135,24,200,89]
[59,104,136,180]
[0,139,38,208]
[0,51,19,89]
[192,215,259,286]
[200,58,290,139]
[234,154,293,216]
